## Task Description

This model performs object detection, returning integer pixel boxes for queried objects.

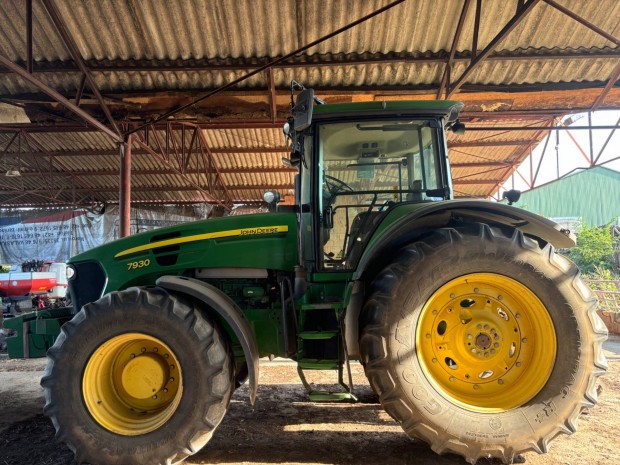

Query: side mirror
[292,88,315,131]
[451,120,466,134]
[502,189,521,205]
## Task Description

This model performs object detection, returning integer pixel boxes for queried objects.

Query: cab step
[296,303,356,402]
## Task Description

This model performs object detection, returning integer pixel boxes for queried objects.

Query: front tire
[42,287,234,465]
[360,225,608,463]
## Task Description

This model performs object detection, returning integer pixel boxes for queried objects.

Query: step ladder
[296,303,357,402]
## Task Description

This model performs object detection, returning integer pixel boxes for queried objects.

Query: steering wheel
[324,174,353,197]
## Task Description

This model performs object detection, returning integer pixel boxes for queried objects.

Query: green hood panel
[70,213,298,293]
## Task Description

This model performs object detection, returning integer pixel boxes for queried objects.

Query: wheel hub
[415,273,557,412]
[83,333,183,435]
[474,332,491,350]
[121,354,169,399]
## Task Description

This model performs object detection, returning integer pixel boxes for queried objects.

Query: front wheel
[360,225,608,464]
[42,287,234,465]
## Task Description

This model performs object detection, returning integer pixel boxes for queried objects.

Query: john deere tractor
[42,87,607,465]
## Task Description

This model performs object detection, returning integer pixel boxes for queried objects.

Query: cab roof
[313,100,464,122]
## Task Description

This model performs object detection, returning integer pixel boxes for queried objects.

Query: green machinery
[38,87,607,465]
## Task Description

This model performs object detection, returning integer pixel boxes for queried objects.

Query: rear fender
[354,200,575,281]
[156,275,259,405]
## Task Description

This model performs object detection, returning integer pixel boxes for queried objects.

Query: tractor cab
[280,87,463,271]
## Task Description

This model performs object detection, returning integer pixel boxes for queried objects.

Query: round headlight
[65,265,75,280]
[263,190,280,204]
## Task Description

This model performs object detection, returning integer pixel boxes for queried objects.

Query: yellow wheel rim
[415,273,556,412]
[83,333,183,435]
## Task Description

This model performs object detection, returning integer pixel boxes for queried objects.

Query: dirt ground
[0,338,618,465]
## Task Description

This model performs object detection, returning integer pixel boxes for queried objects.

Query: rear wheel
[42,287,233,465]
[360,224,607,463]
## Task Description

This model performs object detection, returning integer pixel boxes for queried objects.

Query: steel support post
[119,135,132,238]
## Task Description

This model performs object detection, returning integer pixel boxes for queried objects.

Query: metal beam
[447,0,542,98]
[127,0,407,134]
[471,0,481,60]
[195,127,234,207]
[10,167,297,176]
[41,0,121,137]
[452,179,502,185]
[448,139,534,147]
[3,146,290,157]
[19,130,104,201]
[451,162,512,168]
[1,49,617,75]
[26,0,33,73]
[542,0,620,47]
[133,132,229,209]
[437,0,471,99]
[0,54,122,142]
[119,136,131,237]
[591,60,620,111]
[463,124,620,131]
[268,67,277,123]
[0,185,295,195]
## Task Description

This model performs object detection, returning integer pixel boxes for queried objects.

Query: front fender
[355,200,575,280]
[156,275,259,405]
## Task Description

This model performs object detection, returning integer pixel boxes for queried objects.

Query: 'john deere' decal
[115,225,289,259]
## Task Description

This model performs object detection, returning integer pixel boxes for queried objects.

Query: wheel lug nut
[467,334,473,339]
[484,324,489,330]
[494,343,500,348]
[498,379,504,385]
[152,395,158,399]
[169,377,175,382]
[141,347,146,353]
[516,362,522,367]
[426,333,431,339]
[515,313,521,319]
[450,293,456,299]
[164,354,169,359]
[490,349,495,354]
[477,324,482,329]
[153,347,158,352]
[432,310,438,315]
[449,377,455,382]
[432,358,437,363]
[522,338,528,343]
[484,352,490,358]
[471,349,476,353]
[474,288,479,293]
[473,384,480,390]
[130,353,135,359]
[498,295,503,301]
[163,388,168,393]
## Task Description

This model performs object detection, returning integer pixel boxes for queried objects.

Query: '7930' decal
[127,259,151,271]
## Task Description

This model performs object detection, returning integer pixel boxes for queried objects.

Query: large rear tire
[42,286,233,465]
[360,224,607,464]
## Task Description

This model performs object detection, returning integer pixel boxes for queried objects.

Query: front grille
[68,261,106,313]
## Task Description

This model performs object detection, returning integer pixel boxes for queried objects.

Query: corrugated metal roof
[0,0,618,207]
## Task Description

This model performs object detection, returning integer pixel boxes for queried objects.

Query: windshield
[317,118,446,270]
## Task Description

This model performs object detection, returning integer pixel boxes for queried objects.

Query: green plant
[571,221,615,275]
[584,265,619,291]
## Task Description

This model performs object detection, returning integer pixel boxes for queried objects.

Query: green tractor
[42,87,607,465]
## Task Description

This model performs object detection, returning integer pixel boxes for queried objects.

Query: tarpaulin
[0,204,211,265]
